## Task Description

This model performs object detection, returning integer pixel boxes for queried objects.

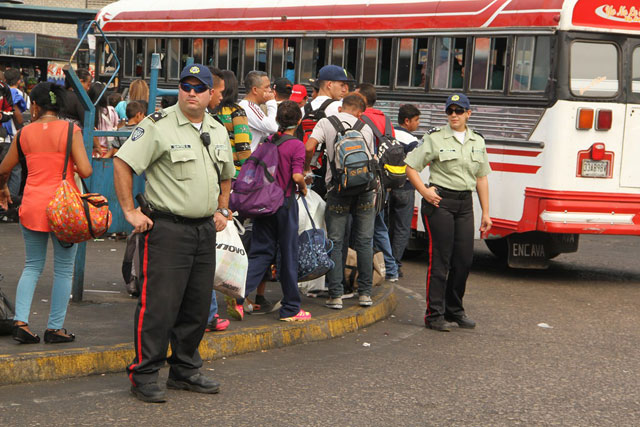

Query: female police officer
[405,93,491,332]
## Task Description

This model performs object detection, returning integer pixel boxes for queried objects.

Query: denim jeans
[14,224,78,329]
[325,190,376,298]
[387,185,415,264]
[373,210,398,278]
[207,290,219,323]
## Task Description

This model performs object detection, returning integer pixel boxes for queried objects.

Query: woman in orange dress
[0,82,92,344]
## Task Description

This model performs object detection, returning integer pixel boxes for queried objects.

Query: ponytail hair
[276,100,302,133]
[30,82,66,114]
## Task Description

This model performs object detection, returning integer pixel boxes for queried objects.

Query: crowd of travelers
[0,62,491,402]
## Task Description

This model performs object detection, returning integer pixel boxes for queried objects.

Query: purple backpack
[230,134,296,218]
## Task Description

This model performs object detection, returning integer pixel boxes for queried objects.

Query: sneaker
[224,295,244,321]
[445,314,476,329]
[205,314,230,332]
[359,295,373,306]
[325,297,343,309]
[342,292,356,299]
[280,309,312,322]
[424,316,457,332]
[252,295,281,314]
[386,275,399,283]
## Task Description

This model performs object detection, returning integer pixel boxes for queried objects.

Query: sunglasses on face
[179,82,209,94]
[446,106,467,116]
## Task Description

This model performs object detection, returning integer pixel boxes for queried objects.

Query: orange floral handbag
[45,122,112,244]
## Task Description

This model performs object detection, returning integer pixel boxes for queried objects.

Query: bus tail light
[591,143,605,160]
[596,109,612,130]
[577,108,594,130]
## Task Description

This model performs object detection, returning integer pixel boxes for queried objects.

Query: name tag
[171,144,192,150]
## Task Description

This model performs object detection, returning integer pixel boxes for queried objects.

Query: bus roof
[96,0,640,35]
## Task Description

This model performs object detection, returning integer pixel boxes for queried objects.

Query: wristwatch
[216,207,230,217]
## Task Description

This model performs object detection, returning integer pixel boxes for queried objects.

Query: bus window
[244,39,256,74]
[471,37,507,91]
[124,39,134,77]
[632,47,640,93]
[204,39,215,66]
[135,39,144,77]
[230,39,241,77]
[257,39,268,72]
[511,36,551,92]
[377,38,392,86]
[168,39,180,79]
[272,39,285,78]
[146,39,166,79]
[99,41,117,76]
[180,38,190,71]
[363,38,378,84]
[432,37,466,89]
[300,39,328,82]
[218,39,229,70]
[413,38,428,87]
[285,39,298,82]
[570,41,618,97]
[331,39,345,67]
[193,39,203,65]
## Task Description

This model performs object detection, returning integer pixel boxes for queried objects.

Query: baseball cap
[308,78,319,90]
[290,84,308,103]
[445,93,471,110]
[179,63,213,88]
[273,77,293,96]
[316,65,351,82]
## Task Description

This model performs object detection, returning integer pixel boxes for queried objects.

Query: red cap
[290,84,308,103]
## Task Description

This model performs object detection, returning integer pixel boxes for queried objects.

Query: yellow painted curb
[0,284,396,386]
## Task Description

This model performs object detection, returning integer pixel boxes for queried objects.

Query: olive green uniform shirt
[404,124,491,191]
[115,104,235,218]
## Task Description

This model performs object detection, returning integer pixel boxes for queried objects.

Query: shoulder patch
[148,110,167,123]
[130,126,145,141]
[425,127,440,135]
[473,129,484,139]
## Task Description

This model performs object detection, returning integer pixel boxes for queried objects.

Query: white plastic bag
[297,190,328,293]
[213,219,248,299]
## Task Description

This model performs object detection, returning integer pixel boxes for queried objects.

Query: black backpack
[0,274,15,335]
[360,115,407,189]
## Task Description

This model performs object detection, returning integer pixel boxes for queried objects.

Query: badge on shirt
[131,127,145,141]
[171,144,192,150]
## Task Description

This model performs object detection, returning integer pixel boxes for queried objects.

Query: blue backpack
[230,134,296,218]
[297,196,334,282]
[327,116,377,196]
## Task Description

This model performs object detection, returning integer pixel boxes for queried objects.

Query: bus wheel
[485,238,508,260]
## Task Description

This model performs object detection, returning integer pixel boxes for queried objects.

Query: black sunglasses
[179,82,209,94]
[446,106,467,116]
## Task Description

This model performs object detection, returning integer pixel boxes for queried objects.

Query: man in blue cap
[114,63,235,402]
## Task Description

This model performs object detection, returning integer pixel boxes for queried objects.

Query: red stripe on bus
[129,233,150,387]
[486,148,542,157]
[489,162,541,174]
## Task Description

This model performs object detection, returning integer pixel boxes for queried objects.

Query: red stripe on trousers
[129,234,150,386]
[423,214,433,316]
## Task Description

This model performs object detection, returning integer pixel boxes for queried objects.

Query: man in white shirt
[303,65,349,118]
[239,71,278,151]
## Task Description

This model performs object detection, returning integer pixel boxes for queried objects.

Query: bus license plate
[581,159,608,177]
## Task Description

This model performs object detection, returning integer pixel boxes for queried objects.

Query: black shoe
[424,318,456,332]
[130,383,166,403]
[12,324,40,344]
[252,295,281,314]
[445,314,476,329]
[44,328,76,343]
[167,373,220,394]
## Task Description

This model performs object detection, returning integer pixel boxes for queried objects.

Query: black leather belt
[151,210,212,225]
[430,184,472,200]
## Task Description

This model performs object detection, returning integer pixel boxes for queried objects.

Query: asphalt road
[1,235,639,426]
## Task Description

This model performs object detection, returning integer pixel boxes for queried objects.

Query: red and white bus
[96,0,640,267]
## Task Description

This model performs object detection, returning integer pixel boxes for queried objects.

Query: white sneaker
[359,295,373,307]
[325,297,343,309]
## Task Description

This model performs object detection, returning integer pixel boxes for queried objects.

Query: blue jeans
[325,190,376,298]
[14,224,78,329]
[373,210,398,278]
[207,290,219,323]
[387,185,415,265]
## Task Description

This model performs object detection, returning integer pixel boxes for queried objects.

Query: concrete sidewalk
[0,223,396,386]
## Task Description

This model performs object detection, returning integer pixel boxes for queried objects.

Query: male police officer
[114,64,235,403]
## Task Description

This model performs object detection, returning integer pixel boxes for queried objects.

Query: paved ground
[1,232,638,425]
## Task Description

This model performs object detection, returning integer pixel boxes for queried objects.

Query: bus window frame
[510,35,553,95]
[628,39,640,99]
[469,36,509,93]
[569,39,621,99]
[430,36,469,93]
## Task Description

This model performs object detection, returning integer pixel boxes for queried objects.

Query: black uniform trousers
[421,192,474,321]
[127,217,215,386]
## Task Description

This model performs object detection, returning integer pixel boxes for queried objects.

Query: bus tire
[485,238,508,260]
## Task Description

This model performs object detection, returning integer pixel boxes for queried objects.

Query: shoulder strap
[359,115,381,139]
[61,122,74,181]
[303,102,313,117]
[273,134,298,147]
[327,115,346,135]
[383,115,393,138]
[351,119,365,132]
[317,99,335,113]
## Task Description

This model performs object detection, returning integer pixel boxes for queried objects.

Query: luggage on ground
[297,195,334,282]
[360,115,407,189]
